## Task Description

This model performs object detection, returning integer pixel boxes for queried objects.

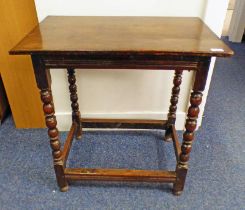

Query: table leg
[173,58,210,195]
[31,56,68,192]
[67,68,82,139]
[40,89,68,192]
[164,70,183,141]
[173,90,202,195]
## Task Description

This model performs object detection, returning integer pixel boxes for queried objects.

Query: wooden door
[0,0,44,128]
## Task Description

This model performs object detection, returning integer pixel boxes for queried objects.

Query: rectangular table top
[10,16,233,57]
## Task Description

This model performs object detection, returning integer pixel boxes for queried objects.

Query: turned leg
[173,58,210,195]
[164,70,183,141]
[67,68,82,139]
[173,91,202,195]
[31,56,68,192]
[41,89,68,192]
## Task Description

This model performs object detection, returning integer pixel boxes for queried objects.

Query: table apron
[43,59,199,70]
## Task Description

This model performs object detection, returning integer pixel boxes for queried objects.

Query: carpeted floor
[0,38,244,210]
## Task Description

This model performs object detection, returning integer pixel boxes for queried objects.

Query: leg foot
[173,166,187,196]
[76,124,82,140]
[172,190,182,196]
[164,127,172,142]
[76,129,82,140]
[60,185,69,192]
[164,134,172,142]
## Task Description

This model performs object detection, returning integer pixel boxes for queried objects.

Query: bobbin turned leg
[173,58,210,195]
[173,91,202,195]
[41,89,68,192]
[31,56,68,192]
[67,68,82,139]
[164,70,183,142]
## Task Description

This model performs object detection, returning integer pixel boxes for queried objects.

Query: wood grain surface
[10,16,233,57]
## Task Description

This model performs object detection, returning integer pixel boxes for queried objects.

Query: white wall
[34,0,229,131]
[35,0,206,19]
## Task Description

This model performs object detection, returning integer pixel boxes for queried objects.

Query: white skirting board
[55,111,199,131]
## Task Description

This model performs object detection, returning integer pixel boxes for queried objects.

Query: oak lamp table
[10,16,233,195]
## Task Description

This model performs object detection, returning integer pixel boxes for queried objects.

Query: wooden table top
[10,16,233,57]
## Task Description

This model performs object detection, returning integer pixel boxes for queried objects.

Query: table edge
[9,49,234,58]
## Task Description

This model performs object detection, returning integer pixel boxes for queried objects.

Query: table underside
[30,54,212,195]
[63,120,179,183]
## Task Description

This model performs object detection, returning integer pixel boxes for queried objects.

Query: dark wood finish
[171,125,181,162]
[194,58,212,91]
[81,118,167,129]
[173,91,203,195]
[40,88,68,192]
[164,70,183,141]
[173,58,210,195]
[168,70,183,124]
[65,168,176,182]
[62,123,77,167]
[10,16,233,57]
[9,16,233,195]
[67,68,82,139]
[32,54,69,192]
[31,55,50,89]
[38,54,211,72]
[41,55,200,70]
